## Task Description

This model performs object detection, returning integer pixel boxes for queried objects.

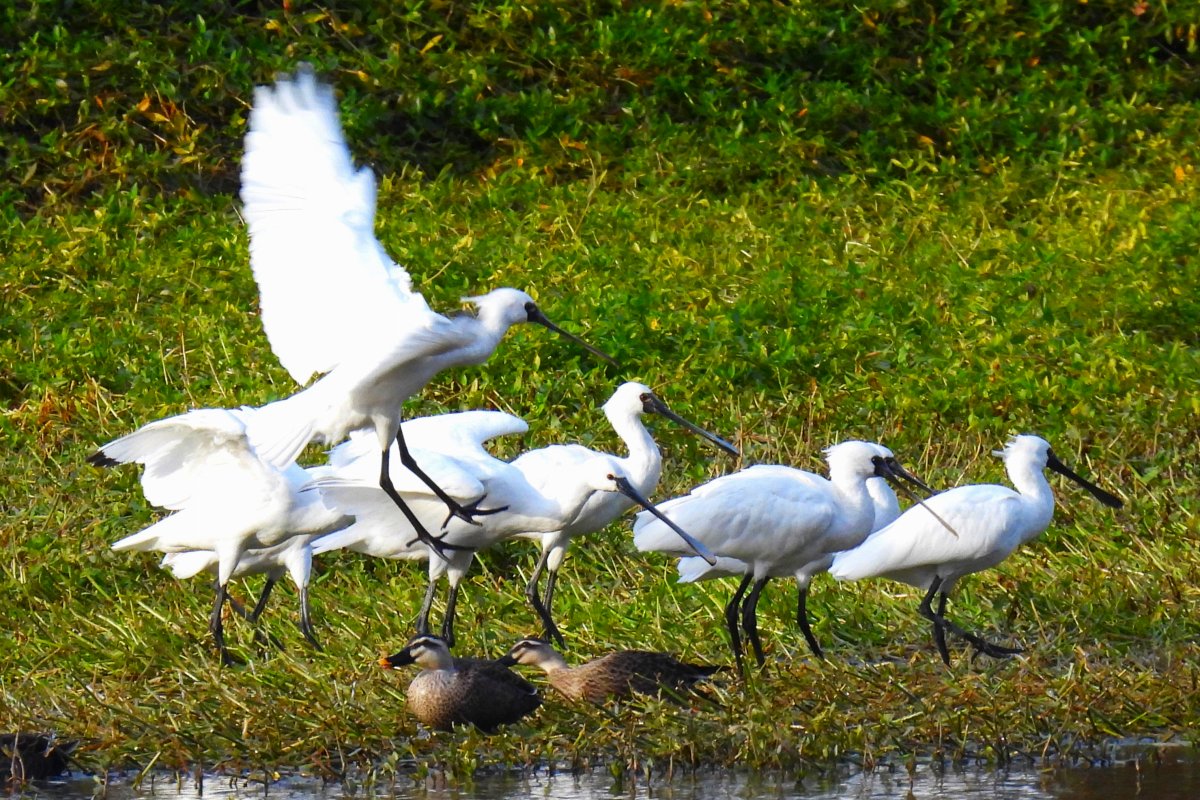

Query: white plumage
[829,434,1123,664]
[91,407,350,663]
[238,65,613,556]
[634,441,923,669]
[505,381,738,645]
[311,408,713,645]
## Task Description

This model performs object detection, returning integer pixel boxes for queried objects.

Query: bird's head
[379,634,453,671]
[462,288,618,365]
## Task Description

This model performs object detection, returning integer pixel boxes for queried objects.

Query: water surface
[21,747,1199,800]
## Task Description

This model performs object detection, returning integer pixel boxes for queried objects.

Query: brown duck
[500,638,721,703]
[380,635,541,733]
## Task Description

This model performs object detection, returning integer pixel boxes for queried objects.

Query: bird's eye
[639,393,651,403]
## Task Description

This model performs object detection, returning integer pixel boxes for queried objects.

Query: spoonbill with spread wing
[89,407,350,664]
[239,65,614,559]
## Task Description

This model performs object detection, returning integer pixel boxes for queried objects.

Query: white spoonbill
[830,434,1123,664]
[311,410,714,645]
[239,65,614,559]
[672,469,909,659]
[633,441,931,672]
[507,381,738,646]
[88,407,351,664]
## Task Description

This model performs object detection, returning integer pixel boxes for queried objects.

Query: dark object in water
[0,733,77,780]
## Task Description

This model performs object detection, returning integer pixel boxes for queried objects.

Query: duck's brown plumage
[503,639,721,704]
[381,636,540,733]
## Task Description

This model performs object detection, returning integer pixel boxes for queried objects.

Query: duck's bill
[1047,452,1124,509]
[877,459,961,538]
[612,475,718,565]
[379,650,416,669]
[645,394,740,457]
[527,307,619,366]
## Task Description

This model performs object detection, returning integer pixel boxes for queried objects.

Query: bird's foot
[967,636,1024,660]
[219,649,246,668]
[441,496,510,529]
[404,528,472,559]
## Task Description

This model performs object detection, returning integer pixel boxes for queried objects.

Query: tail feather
[677,555,745,583]
[160,551,216,579]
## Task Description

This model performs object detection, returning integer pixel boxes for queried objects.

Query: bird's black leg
[298,584,322,650]
[742,577,771,669]
[210,583,241,667]
[917,577,952,665]
[918,578,1023,664]
[796,585,825,659]
[393,425,508,528]
[441,581,460,649]
[526,548,565,647]
[725,574,753,676]
[379,445,460,560]
[247,577,277,623]
[245,577,285,651]
[932,590,950,664]
[936,596,1025,660]
[415,578,438,638]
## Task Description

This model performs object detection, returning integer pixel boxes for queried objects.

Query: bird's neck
[535,652,570,673]
[1007,461,1056,541]
[606,410,661,488]
[828,473,878,539]
[450,315,510,368]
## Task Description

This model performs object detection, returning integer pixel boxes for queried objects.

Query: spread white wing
[240,65,444,384]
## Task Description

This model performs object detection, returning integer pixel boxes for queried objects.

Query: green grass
[3,0,1199,782]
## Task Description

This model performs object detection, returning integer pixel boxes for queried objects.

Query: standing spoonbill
[311,411,714,645]
[830,434,1123,664]
[633,441,931,672]
[88,407,350,664]
[239,65,614,559]
[508,381,739,646]
[672,469,909,659]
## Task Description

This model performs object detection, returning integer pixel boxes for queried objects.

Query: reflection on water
[18,752,1199,800]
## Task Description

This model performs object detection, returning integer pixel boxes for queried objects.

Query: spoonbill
[239,65,614,559]
[499,638,721,704]
[88,407,351,664]
[830,434,1123,664]
[380,635,541,733]
[311,410,714,645]
[633,441,931,672]
[508,381,739,646]
[672,470,908,659]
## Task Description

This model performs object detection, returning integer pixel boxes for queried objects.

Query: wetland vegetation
[2,0,1198,783]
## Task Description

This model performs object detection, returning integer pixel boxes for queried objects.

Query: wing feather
[240,65,434,384]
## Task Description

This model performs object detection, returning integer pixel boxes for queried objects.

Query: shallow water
[20,755,1200,800]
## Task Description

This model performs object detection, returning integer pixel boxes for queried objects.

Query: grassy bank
[3,0,1198,780]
